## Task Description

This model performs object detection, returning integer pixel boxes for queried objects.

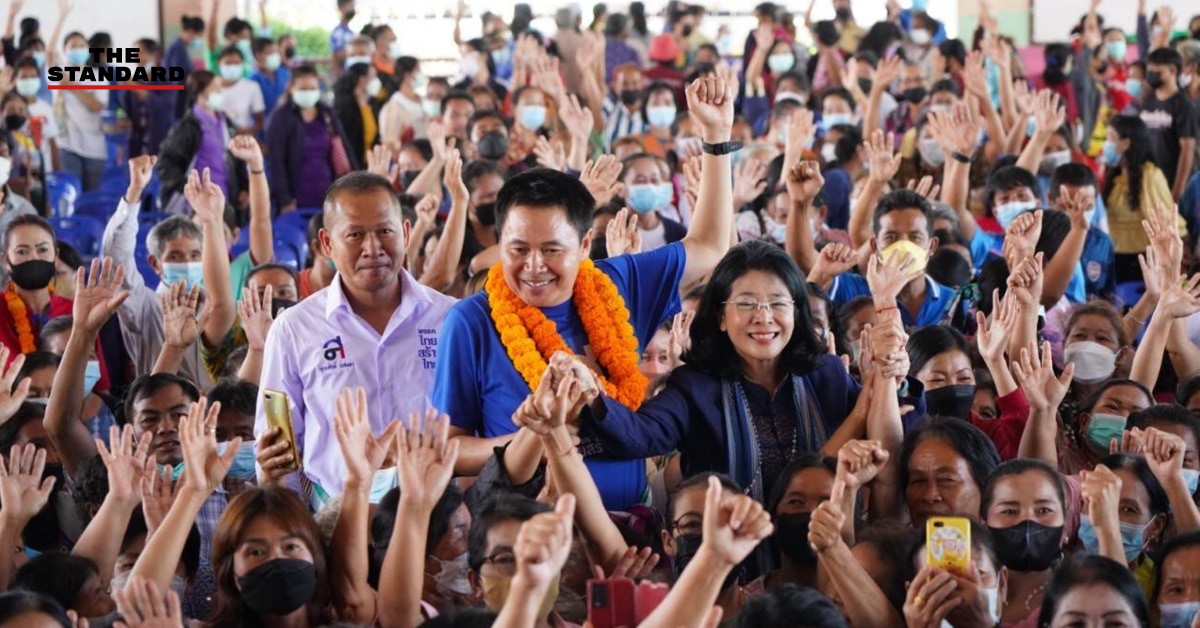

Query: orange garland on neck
[486,260,647,409]
[4,284,36,354]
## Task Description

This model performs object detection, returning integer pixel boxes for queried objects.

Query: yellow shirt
[360,102,377,151]
[1105,162,1183,254]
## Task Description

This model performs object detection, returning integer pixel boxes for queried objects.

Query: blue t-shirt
[250,66,290,119]
[432,243,687,510]
[821,167,852,231]
[829,273,956,327]
[329,23,354,53]
[1081,227,1116,299]
[969,229,1005,272]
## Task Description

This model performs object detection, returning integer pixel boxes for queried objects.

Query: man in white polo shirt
[255,170,457,500]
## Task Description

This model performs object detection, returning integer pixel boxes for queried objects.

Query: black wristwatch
[701,140,743,156]
[950,150,973,164]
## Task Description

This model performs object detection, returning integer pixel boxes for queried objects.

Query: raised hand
[334,387,402,488]
[580,155,623,207]
[1080,464,1122,531]
[558,94,594,140]
[161,281,209,349]
[183,168,225,225]
[427,121,452,164]
[1031,89,1065,138]
[126,155,157,203]
[906,175,941,202]
[808,242,860,284]
[528,55,564,103]
[784,108,817,162]
[532,136,566,171]
[864,129,902,186]
[1004,252,1044,309]
[962,50,989,101]
[733,157,768,209]
[73,257,131,336]
[867,248,922,306]
[97,425,153,506]
[443,148,468,205]
[668,309,695,367]
[700,475,773,567]
[1011,340,1074,413]
[835,440,889,490]
[394,408,460,509]
[1157,273,1200,319]
[0,444,57,525]
[1058,185,1090,231]
[139,462,181,534]
[874,55,903,91]
[238,284,274,352]
[605,208,642,257]
[681,155,702,208]
[806,481,846,554]
[784,160,823,207]
[366,144,398,183]
[112,576,183,628]
[903,565,962,628]
[1138,247,1163,302]
[515,494,576,590]
[179,397,240,495]
[975,289,1018,366]
[226,135,264,171]
[1142,203,1183,284]
[1002,209,1041,268]
[591,545,660,581]
[0,346,29,426]
[685,68,734,143]
[1130,427,1185,487]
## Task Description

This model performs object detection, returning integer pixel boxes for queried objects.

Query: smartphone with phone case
[926,516,971,577]
[633,580,669,623]
[587,578,635,628]
[262,389,300,471]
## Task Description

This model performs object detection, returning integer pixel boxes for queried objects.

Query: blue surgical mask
[172,440,256,480]
[821,113,853,131]
[627,183,672,214]
[83,360,100,396]
[292,89,321,109]
[518,105,546,130]
[1102,140,1121,166]
[1107,41,1127,62]
[15,77,40,98]
[370,467,398,503]
[162,261,204,291]
[236,39,253,60]
[1025,115,1037,137]
[23,545,40,559]
[264,52,282,71]
[189,39,204,51]
[67,48,90,66]
[1160,601,1200,628]
[491,47,511,68]
[767,53,795,74]
[1077,514,1148,562]
[1084,412,1127,453]
[1182,469,1199,495]
[31,51,46,68]
[994,200,1037,229]
[646,105,677,128]
[1125,77,1143,98]
[220,64,243,82]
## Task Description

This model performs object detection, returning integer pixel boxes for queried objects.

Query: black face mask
[8,259,56,290]
[476,131,509,160]
[43,463,64,487]
[673,534,742,590]
[1146,70,1164,88]
[988,521,1064,572]
[857,78,873,94]
[901,87,927,103]
[4,114,25,131]
[681,25,694,38]
[283,47,296,60]
[835,8,852,20]
[343,9,356,21]
[620,89,642,107]
[773,512,817,566]
[238,558,317,615]
[271,298,297,314]
[475,202,497,226]
[925,384,976,420]
[399,170,420,189]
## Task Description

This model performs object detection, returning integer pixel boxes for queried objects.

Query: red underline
[49,85,184,90]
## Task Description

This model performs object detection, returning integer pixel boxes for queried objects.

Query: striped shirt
[601,93,647,151]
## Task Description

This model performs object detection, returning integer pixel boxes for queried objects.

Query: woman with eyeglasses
[580,240,921,504]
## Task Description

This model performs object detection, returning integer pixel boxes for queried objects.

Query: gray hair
[348,35,374,54]
[928,201,960,231]
[146,216,203,259]
[1178,40,1200,68]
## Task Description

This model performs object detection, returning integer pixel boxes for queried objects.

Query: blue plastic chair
[74,192,124,221]
[273,208,319,265]
[1114,281,1145,309]
[230,225,251,258]
[271,239,303,270]
[49,215,106,259]
[45,172,80,217]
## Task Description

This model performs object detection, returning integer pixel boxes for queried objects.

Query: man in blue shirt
[329,0,356,76]
[821,189,957,327]
[249,37,290,119]
[1050,163,1116,301]
[966,166,1041,272]
[433,72,739,510]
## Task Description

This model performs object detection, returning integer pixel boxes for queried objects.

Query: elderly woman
[581,240,920,502]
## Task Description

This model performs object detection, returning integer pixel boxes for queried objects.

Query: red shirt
[0,293,111,391]
[968,388,1031,460]
[642,64,687,111]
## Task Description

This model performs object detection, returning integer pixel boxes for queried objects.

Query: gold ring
[914,595,924,609]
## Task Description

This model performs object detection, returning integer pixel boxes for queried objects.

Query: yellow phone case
[926,516,971,577]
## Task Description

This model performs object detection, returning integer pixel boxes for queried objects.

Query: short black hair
[0,402,46,451]
[466,109,508,139]
[733,584,848,628]
[181,15,206,33]
[323,172,402,224]
[217,44,244,63]
[1129,403,1200,467]
[872,189,933,234]
[38,313,74,345]
[494,168,594,240]
[900,417,1001,497]
[468,492,550,571]
[0,590,72,628]
[405,139,434,163]
[122,374,201,426]
[766,453,836,514]
[17,350,59,382]
[372,484,464,561]
[667,472,742,525]
[1147,46,1183,73]
[245,263,299,290]
[223,17,252,38]
[905,323,970,380]
[441,89,475,113]
[818,87,857,113]
[207,378,258,419]
[927,247,972,288]
[1049,162,1098,198]
[831,124,863,164]
[981,458,1066,518]
[69,453,108,520]
[1154,531,1200,603]
[1178,374,1200,408]
[938,38,967,64]
[462,159,502,194]
[984,165,1041,215]
[930,78,961,99]
[1037,555,1149,627]
[11,553,100,611]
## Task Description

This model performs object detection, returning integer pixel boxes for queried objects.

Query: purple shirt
[191,104,229,195]
[295,116,333,208]
[604,39,641,83]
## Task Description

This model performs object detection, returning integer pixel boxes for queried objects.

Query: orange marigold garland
[486,260,647,409]
[4,285,36,353]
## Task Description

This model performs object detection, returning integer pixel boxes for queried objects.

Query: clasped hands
[511,352,602,456]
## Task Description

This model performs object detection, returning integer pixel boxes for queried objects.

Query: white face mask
[427,552,473,597]
[939,587,1000,628]
[0,155,11,188]
[1063,340,1118,383]
[820,142,838,163]
[918,137,945,166]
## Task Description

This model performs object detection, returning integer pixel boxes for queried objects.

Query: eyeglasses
[480,550,517,575]
[670,515,703,535]
[723,299,795,315]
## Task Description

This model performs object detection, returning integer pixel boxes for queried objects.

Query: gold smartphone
[262,389,300,471]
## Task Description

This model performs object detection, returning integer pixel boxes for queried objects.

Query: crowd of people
[0,0,1199,626]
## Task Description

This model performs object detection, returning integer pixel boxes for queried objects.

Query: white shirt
[255,269,458,496]
[26,99,58,166]
[219,79,265,130]
[378,91,427,144]
[58,90,108,159]
[639,220,667,252]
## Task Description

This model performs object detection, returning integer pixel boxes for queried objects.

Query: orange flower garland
[4,285,36,354]
[486,260,647,409]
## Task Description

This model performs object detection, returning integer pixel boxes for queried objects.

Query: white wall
[13,0,159,55]
[1032,0,1193,43]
